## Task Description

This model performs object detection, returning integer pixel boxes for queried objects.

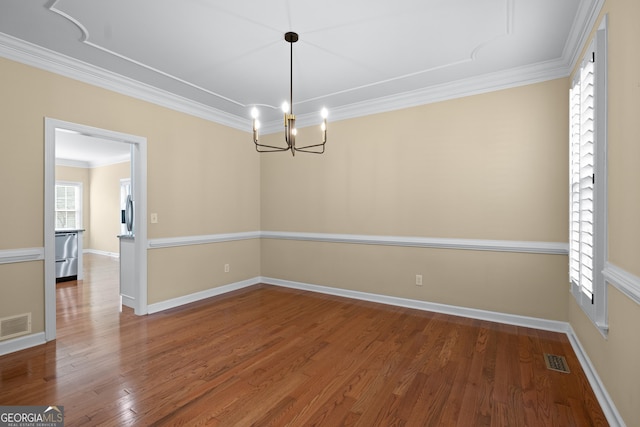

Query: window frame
[55,180,83,230]
[569,17,608,335]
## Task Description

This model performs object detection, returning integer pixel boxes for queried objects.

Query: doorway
[44,118,148,341]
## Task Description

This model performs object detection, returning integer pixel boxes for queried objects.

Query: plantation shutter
[569,52,596,302]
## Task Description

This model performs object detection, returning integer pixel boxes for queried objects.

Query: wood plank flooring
[0,254,608,426]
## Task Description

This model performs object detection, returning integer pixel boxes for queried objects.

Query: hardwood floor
[1,254,608,426]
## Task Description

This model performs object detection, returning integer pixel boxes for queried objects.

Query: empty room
[0,0,638,425]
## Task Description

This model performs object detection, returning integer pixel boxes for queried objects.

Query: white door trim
[44,118,148,341]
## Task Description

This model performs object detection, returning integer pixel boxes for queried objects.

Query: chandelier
[252,32,328,156]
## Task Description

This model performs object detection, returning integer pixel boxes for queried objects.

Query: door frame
[44,118,148,341]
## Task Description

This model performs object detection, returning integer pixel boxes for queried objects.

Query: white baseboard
[261,277,570,332]
[84,248,119,258]
[146,278,258,314]
[121,294,135,309]
[566,325,625,426]
[0,332,46,356]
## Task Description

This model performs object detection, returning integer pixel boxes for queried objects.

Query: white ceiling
[55,129,130,167]
[0,0,601,133]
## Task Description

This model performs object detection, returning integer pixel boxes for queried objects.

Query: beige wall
[55,162,131,253]
[89,161,130,254]
[1,2,638,423]
[0,262,44,336]
[55,165,91,247]
[262,80,568,241]
[261,79,570,321]
[262,240,569,320]
[566,1,640,425]
[148,239,260,304]
[0,56,261,336]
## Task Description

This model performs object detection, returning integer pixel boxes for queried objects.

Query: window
[55,181,82,230]
[569,18,607,333]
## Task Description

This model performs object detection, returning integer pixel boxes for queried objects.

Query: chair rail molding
[603,262,640,306]
[0,247,45,265]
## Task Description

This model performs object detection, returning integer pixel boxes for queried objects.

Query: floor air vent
[0,313,32,340]
[544,353,570,373]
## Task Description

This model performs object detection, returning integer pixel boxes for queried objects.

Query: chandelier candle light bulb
[252,31,328,155]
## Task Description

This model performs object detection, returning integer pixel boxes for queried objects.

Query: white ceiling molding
[0,0,604,134]
[55,158,91,168]
[0,32,248,131]
[562,0,607,73]
[55,154,130,169]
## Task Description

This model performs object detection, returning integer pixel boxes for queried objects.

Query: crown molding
[55,153,130,169]
[564,0,606,74]
[262,58,570,134]
[0,0,603,135]
[0,32,248,132]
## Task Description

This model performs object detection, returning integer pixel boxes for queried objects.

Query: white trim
[147,231,262,249]
[262,277,569,333]
[0,332,46,356]
[566,325,625,427]
[146,230,568,254]
[603,262,640,306]
[568,16,609,332]
[263,59,570,134]
[84,248,119,258]
[56,154,131,169]
[566,0,606,73]
[0,0,604,134]
[262,231,568,255]
[147,277,258,314]
[0,248,44,264]
[45,118,149,342]
[0,33,247,132]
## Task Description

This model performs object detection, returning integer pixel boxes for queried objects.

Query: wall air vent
[543,353,570,373]
[0,313,32,340]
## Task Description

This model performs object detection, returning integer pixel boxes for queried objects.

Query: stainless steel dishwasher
[55,231,78,281]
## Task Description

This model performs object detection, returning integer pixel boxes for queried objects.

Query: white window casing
[569,17,607,334]
[55,181,82,230]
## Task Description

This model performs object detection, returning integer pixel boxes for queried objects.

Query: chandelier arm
[295,144,326,154]
[255,144,291,152]
[295,140,326,150]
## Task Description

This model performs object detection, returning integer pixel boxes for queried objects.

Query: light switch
[150,213,158,223]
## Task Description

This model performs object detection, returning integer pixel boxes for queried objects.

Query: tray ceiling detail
[0,0,603,132]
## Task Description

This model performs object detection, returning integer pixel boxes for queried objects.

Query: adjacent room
[0,1,638,425]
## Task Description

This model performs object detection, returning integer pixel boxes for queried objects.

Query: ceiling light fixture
[252,32,328,156]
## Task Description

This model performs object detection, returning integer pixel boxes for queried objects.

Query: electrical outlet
[150,213,158,223]
[224,264,230,273]
[415,274,423,286]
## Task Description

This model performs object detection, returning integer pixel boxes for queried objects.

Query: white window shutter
[569,17,608,334]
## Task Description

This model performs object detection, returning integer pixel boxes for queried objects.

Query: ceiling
[0,0,601,133]
[55,129,131,167]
